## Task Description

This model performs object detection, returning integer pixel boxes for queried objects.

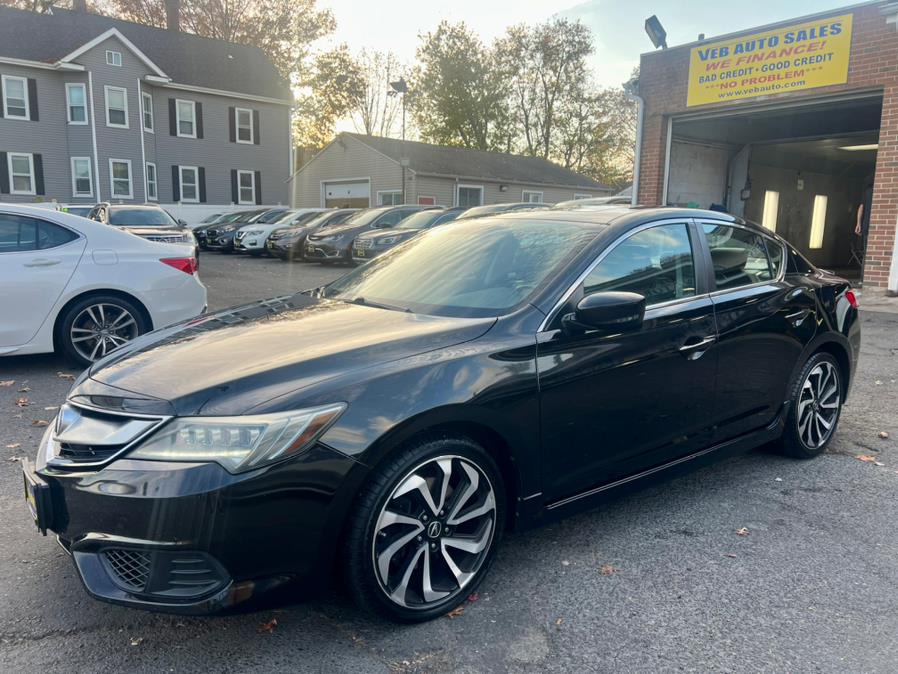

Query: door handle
[679,335,716,360]
[785,309,812,326]
[24,258,61,268]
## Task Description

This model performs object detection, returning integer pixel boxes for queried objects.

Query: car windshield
[108,208,177,227]
[341,207,393,228]
[324,219,598,318]
[396,210,445,230]
[287,211,324,226]
[201,213,223,223]
[254,210,289,224]
[219,211,260,223]
[271,210,299,224]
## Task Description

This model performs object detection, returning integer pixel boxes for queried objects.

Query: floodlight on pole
[644,15,668,49]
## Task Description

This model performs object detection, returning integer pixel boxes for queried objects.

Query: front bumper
[304,240,349,261]
[234,235,267,253]
[205,233,235,251]
[267,237,302,259]
[28,426,363,614]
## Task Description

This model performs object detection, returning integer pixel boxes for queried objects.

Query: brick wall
[638,2,898,288]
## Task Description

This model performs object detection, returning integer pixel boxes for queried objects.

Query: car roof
[496,205,746,231]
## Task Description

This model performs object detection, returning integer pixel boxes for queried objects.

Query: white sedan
[0,204,206,367]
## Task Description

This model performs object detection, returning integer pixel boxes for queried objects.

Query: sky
[322,0,855,89]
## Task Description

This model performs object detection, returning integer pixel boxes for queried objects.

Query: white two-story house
[0,5,293,207]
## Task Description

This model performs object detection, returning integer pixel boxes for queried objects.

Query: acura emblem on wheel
[426,520,442,539]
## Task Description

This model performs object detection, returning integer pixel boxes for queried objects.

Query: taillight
[160,257,198,275]
[845,290,859,309]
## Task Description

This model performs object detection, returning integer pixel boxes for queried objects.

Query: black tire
[776,352,843,459]
[342,435,505,622]
[57,294,151,368]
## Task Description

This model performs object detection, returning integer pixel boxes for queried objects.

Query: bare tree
[350,50,404,137]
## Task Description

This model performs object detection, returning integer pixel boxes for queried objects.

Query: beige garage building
[291,133,613,209]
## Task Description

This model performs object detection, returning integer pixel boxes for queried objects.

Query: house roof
[0,6,291,101]
[345,133,613,191]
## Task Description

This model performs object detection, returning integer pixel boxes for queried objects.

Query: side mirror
[178,218,188,227]
[563,291,645,333]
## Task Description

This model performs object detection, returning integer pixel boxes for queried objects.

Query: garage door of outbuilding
[323,180,370,208]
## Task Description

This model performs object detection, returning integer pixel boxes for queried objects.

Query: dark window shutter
[198,167,206,203]
[254,170,262,205]
[0,78,4,118]
[27,79,38,121]
[168,98,176,135]
[195,102,203,139]
[33,153,44,195]
[228,107,236,142]
[230,169,238,203]
[171,165,180,201]
[252,109,260,144]
[0,152,8,193]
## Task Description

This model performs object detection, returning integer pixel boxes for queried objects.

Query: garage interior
[666,94,882,283]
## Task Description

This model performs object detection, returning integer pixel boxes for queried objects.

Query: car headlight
[244,229,264,236]
[127,403,346,473]
[375,236,399,245]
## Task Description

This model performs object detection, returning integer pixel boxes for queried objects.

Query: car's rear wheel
[343,436,505,622]
[58,295,150,367]
[777,352,843,459]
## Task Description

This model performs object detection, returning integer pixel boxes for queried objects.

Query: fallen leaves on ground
[736,527,750,536]
[129,637,143,646]
[857,455,885,465]
[17,386,30,393]
[879,431,890,440]
[56,372,76,381]
[258,618,278,633]
[15,397,29,407]
[0,380,14,387]
[467,591,479,602]
[723,553,737,559]
[6,443,21,449]
[599,564,618,576]
[445,605,465,618]
[555,617,564,627]
[31,420,49,427]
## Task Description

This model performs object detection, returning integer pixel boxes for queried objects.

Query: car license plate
[22,459,51,535]
[355,249,366,257]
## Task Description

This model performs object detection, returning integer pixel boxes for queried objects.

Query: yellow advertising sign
[687,13,853,107]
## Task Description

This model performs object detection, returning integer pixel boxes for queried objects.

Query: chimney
[164,0,180,31]
[72,0,87,11]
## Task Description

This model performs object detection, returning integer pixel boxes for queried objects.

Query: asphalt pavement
[2,254,898,673]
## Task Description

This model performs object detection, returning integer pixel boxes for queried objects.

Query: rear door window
[702,224,773,290]
[0,214,38,252]
[38,222,79,249]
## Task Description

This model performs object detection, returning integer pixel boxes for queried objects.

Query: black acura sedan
[22,207,860,622]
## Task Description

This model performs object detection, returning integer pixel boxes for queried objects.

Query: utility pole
[389,78,409,204]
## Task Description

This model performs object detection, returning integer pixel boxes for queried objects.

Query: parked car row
[196,201,553,265]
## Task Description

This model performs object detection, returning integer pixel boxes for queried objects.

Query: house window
[8,152,35,195]
[179,166,199,203]
[809,195,828,249]
[522,190,543,203]
[66,83,87,124]
[235,107,253,143]
[237,170,255,204]
[573,193,592,200]
[457,185,483,207]
[109,159,133,199]
[106,50,122,66]
[378,190,402,206]
[142,92,154,132]
[761,190,779,232]
[146,162,157,200]
[1,75,29,119]
[71,157,93,197]
[105,86,128,128]
[176,99,196,137]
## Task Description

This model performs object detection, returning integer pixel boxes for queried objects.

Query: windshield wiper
[346,296,412,313]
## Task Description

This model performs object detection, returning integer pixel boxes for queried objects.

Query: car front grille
[49,403,169,469]
[235,231,246,241]
[104,549,151,592]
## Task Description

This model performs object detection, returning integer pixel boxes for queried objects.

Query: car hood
[83,294,495,416]
[308,222,369,240]
[116,226,186,236]
[356,227,420,242]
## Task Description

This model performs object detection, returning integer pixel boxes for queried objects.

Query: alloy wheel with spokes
[69,302,140,363]
[372,454,497,610]
[796,361,841,450]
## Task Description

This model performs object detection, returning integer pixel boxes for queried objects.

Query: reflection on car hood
[116,226,186,236]
[308,222,370,239]
[84,294,495,416]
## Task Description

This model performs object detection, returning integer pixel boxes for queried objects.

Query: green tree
[411,21,513,152]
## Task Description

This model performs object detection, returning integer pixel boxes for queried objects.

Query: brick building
[635,1,898,292]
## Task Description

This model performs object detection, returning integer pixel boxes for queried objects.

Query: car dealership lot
[1,254,898,672]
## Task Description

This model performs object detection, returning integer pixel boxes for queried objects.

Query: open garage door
[666,94,882,283]
[324,180,370,208]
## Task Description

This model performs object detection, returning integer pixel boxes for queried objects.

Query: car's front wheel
[58,295,150,367]
[343,436,505,622]
[777,352,843,459]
